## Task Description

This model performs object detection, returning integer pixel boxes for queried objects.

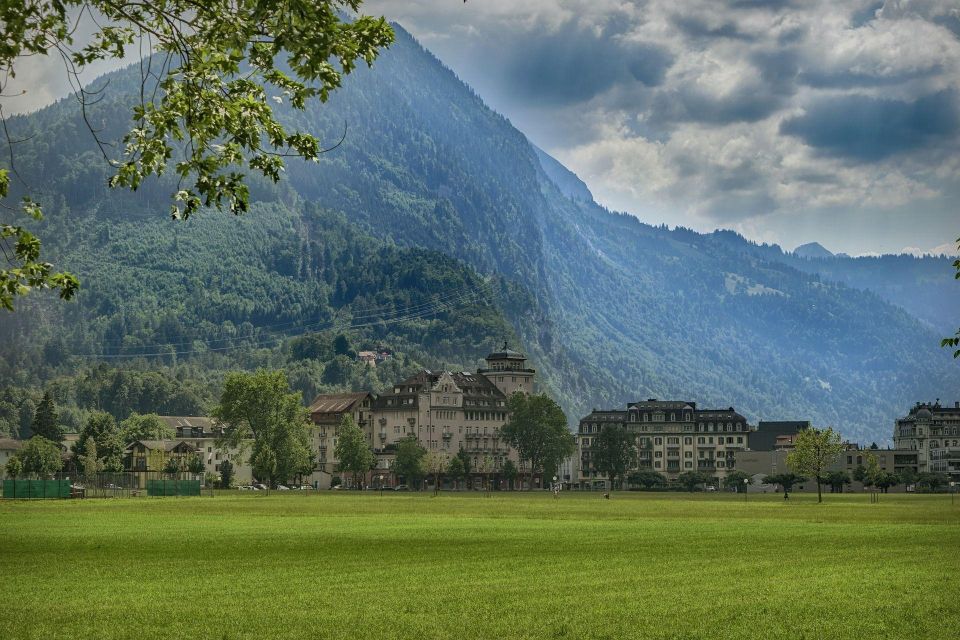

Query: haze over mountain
[1,25,957,444]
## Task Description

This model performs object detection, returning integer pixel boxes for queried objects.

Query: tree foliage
[0,1,393,309]
[500,393,573,491]
[118,412,174,444]
[16,435,64,476]
[77,436,102,479]
[219,458,234,488]
[500,459,518,490]
[627,469,666,490]
[30,391,62,443]
[676,471,710,492]
[723,470,752,492]
[4,455,23,479]
[824,471,850,493]
[392,435,425,488]
[72,411,124,473]
[333,414,373,488]
[213,369,311,486]
[763,473,806,494]
[786,427,844,503]
[590,425,636,491]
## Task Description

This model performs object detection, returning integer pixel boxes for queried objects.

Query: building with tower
[306,344,538,488]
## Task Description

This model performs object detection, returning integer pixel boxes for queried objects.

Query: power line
[75,280,495,360]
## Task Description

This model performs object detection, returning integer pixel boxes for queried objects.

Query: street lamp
[553,475,559,498]
[743,477,749,502]
[378,474,384,497]
[951,481,956,506]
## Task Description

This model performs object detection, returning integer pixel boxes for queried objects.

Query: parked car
[331,484,342,490]
[277,485,290,490]
[253,483,268,491]
[705,485,717,492]
[393,484,409,491]
[238,485,254,491]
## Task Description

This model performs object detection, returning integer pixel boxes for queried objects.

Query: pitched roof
[126,439,196,452]
[0,438,23,451]
[157,416,215,429]
[308,392,370,415]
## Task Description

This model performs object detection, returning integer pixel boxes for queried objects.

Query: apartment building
[158,416,254,484]
[893,401,960,479]
[576,400,752,488]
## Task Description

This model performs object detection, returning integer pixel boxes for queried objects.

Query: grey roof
[486,342,526,361]
[0,438,23,451]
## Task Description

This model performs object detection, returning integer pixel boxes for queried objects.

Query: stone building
[893,401,960,479]
[307,346,536,489]
[576,400,752,488]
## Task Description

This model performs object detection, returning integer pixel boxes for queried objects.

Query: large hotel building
[306,345,536,488]
[576,400,752,488]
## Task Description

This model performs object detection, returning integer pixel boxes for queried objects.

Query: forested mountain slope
[1,25,956,443]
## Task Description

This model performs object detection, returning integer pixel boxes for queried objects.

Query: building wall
[893,402,960,479]
[309,355,539,488]
[576,403,751,487]
[734,448,920,492]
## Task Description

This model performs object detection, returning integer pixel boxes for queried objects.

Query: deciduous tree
[590,425,636,491]
[1,1,393,310]
[786,427,844,503]
[500,393,573,491]
[334,414,374,489]
[73,412,124,473]
[214,370,312,487]
[392,436,425,490]
[723,470,752,493]
[764,473,806,496]
[501,459,518,490]
[5,455,23,479]
[423,450,450,496]
[119,413,174,444]
[676,471,710,492]
[628,469,666,490]
[17,436,64,476]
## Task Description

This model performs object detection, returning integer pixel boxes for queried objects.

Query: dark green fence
[2,479,71,499]
[146,479,201,497]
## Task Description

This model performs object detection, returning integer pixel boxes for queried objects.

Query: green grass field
[1,492,957,639]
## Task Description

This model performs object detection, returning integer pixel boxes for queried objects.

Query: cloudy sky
[6,1,959,255]
[363,0,960,256]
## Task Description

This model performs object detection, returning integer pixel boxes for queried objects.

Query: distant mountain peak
[532,144,594,203]
[793,242,834,259]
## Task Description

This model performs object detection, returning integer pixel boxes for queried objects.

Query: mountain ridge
[0,23,957,443]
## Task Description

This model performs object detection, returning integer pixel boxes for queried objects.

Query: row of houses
[574,401,960,491]
[3,342,956,489]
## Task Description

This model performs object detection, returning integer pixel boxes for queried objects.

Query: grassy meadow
[1,491,957,639]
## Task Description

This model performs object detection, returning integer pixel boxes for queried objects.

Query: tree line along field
[0,492,957,640]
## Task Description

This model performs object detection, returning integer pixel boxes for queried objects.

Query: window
[684,437,692,445]
[655,437,662,445]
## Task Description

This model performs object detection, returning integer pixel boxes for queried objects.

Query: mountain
[1,24,957,444]
[793,242,835,259]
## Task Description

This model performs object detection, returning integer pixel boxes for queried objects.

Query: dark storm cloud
[650,80,789,125]
[501,22,673,106]
[780,89,960,161]
[671,15,757,42]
